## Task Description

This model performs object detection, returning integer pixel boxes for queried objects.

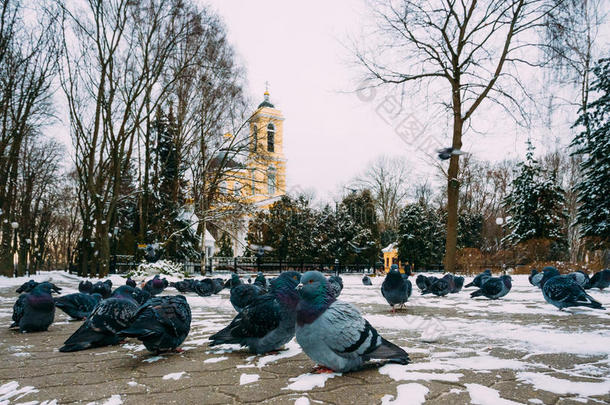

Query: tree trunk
[444,107,463,273]
[0,222,13,276]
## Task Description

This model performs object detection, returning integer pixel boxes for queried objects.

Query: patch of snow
[256,340,301,368]
[101,395,123,405]
[143,356,164,363]
[381,383,429,405]
[528,399,543,404]
[127,381,138,387]
[517,372,610,397]
[282,373,340,391]
[0,381,38,403]
[294,397,310,405]
[379,364,463,382]
[162,372,186,380]
[239,374,260,385]
[203,356,228,364]
[465,384,523,405]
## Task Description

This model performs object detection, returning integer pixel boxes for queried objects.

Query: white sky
[203,0,600,201]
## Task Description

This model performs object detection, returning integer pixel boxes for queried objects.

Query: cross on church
[265,81,270,93]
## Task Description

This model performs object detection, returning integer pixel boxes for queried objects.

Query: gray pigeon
[470,275,512,300]
[118,295,192,353]
[465,269,492,288]
[566,271,589,288]
[295,271,410,373]
[193,279,216,297]
[362,275,372,286]
[59,285,140,352]
[209,272,301,354]
[328,275,343,298]
[381,269,411,312]
[11,282,57,333]
[539,268,605,311]
[79,280,93,294]
[529,269,543,287]
[423,277,450,297]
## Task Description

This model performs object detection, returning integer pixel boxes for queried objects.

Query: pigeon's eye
[308,280,314,284]
[293,276,297,280]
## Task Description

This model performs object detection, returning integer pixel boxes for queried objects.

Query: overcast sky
[202,0,599,202]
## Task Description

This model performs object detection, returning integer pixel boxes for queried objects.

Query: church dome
[257,90,275,109]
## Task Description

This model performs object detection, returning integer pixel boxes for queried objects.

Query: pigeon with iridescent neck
[295,271,410,373]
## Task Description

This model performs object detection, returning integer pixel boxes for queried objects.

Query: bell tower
[247,87,286,208]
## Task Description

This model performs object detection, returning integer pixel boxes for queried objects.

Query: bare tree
[0,0,59,276]
[356,0,558,272]
[354,156,410,232]
[58,0,198,276]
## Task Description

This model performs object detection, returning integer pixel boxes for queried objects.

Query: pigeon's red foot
[173,348,185,353]
[266,350,280,355]
[118,340,127,345]
[312,365,335,374]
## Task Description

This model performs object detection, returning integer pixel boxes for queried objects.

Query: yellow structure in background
[382,242,410,273]
[221,90,286,210]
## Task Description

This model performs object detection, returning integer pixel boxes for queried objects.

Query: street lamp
[334,258,340,275]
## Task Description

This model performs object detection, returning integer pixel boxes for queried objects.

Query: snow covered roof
[382,242,398,253]
[204,229,215,246]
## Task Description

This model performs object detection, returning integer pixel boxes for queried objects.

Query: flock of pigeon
[379,264,608,313]
[8,266,609,374]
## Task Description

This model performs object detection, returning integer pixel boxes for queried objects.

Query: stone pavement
[0,273,608,404]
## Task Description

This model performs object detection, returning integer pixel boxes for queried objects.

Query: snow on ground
[1,271,609,403]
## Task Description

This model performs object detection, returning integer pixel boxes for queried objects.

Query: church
[218,89,287,255]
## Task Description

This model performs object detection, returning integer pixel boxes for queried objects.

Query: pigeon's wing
[11,294,27,326]
[546,279,582,303]
[212,294,281,343]
[87,298,138,334]
[482,279,502,295]
[121,296,191,339]
[319,301,409,364]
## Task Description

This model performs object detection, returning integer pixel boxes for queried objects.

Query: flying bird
[437,147,467,160]
[295,271,410,373]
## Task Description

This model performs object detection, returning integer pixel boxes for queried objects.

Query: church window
[267,166,276,195]
[267,123,275,152]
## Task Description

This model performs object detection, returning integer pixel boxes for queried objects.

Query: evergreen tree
[571,58,610,246]
[503,141,566,246]
[397,202,445,270]
[217,232,234,257]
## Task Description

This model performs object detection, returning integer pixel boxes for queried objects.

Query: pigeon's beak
[296,283,303,291]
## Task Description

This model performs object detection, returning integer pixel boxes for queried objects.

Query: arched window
[252,125,258,153]
[234,181,241,196]
[267,166,276,195]
[267,123,275,152]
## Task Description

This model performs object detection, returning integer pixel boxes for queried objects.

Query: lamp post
[10,222,18,276]
[334,258,340,276]
[496,216,511,273]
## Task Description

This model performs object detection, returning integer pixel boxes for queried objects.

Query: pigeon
[143,275,167,296]
[423,277,450,297]
[193,279,216,297]
[55,293,103,320]
[118,295,191,353]
[295,271,410,373]
[171,279,196,293]
[470,275,512,300]
[79,280,93,294]
[328,275,343,298]
[540,269,605,311]
[254,272,268,290]
[59,285,141,352]
[92,280,113,298]
[225,273,242,289]
[131,287,152,305]
[16,280,61,294]
[362,275,372,286]
[437,147,466,160]
[125,278,137,288]
[566,271,589,288]
[415,274,431,292]
[212,278,225,293]
[209,271,301,354]
[230,278,263,313]
[16,280,39,294]
[451,276,465,293]
[465,269,492,288]
[381,269,411,312]
[528,269,543,287]
[588,269,610,290]
[11,282,57,333]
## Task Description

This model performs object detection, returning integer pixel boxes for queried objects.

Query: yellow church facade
[221,90,286,210]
